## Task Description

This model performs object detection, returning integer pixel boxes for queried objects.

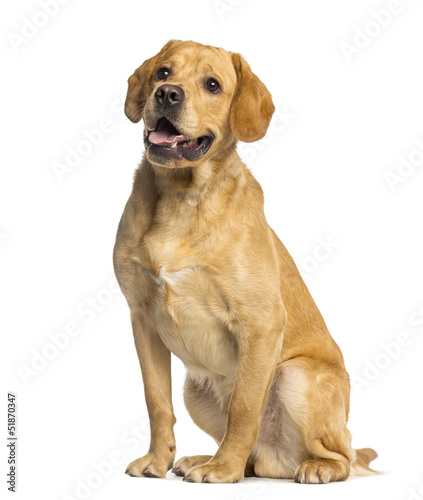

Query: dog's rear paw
[172,455,213,477]
[126,453,173,478]
[294,459,350,484]
[294,460,333,484]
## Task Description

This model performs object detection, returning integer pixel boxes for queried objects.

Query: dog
[113,39,377,484]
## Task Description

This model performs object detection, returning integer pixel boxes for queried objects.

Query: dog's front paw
[126,453,173,478]
[183,461,244,483]
[172,455,213,476]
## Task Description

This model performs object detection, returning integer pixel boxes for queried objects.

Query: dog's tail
[350,448,379,476]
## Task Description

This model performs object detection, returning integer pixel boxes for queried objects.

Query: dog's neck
[143,144,242,205]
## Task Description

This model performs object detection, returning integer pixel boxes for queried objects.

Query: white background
[2,1,423,499]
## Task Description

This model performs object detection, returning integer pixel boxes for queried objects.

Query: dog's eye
[205,78,221,93]
[156,67,171,81]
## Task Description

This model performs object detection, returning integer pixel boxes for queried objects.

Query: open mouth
[145,117,213,161]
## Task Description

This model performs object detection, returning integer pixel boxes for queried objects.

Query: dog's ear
[124,40,180,123]
[124,56,156,123]
[230,53,275,143]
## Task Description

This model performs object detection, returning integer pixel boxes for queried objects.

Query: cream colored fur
[113,40,377,484]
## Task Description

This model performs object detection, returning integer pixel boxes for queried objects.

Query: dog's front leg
[183,316,285,483]
[125,309,176,478]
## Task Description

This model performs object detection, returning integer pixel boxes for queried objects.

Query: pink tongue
[149,130,187,146]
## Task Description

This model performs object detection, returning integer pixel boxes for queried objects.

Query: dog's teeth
[187,139,195,146]
[170,142,178,148]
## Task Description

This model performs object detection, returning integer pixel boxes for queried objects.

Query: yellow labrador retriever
[113,40,377,483]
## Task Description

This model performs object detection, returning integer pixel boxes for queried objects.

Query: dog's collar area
[145,117,213,161]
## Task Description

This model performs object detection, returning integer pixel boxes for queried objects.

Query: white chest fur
[149,265,239,389]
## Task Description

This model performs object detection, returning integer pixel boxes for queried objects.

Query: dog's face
[125,40,275,168]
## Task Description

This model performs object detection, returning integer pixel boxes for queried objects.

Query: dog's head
[125,40,275,168]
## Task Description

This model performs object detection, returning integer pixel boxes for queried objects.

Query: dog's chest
[149,264,238,378]
[140,225,239,379]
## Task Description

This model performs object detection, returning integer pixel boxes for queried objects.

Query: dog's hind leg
[172,374,226,477]
[172,373,257,477]
[276,357,355,483]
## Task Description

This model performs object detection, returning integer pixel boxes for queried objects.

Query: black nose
[155,84,185,109]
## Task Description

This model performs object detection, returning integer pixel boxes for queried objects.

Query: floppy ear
[230,53,275,143]
[124,56,156,123]
[124,40,181,123]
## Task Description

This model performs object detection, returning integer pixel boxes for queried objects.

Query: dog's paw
[125,453,173,478]
[182,461,244,483]
[294,460,332,484]
[172,455,213,476]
